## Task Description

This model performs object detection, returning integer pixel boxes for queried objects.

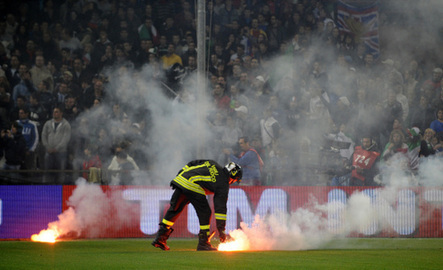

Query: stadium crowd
[0,0,442,186]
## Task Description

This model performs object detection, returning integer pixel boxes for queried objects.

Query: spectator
[159,16,180,42]
[229,44,246,65]
[0,122,26,170]
[266,15,285,53]
[392,83,409,122]
[431,134,443,156]
[249,18,267,45]
[224,136,264,186]
[236,72,252,93]
[21,40,37,66]
[408,60,424,84]
[29,55,53,92]
[28,92,48,132]
[406,127,421,172]
[107,142,140,171]
[218,0,240,29]
[61,70,81,97]
[71,58,88,87]
[35,79,54,115]
[229,84,249,109]
[420,67,442,99]
[344,135,380,186]
[181,41,197,67]
[98,44,115,70]
[212,83,230,111]
[69,116,92,177]
[378,90,403,146]
[234,104,259,139]
[12,67,35,106]
[220,115,243,156]
[94,127,113,167]
[324,122,355,161]
[40,31,60,63]
[0,82,11,125]
[138,17,159,45]
[125,6,142,33]
[260,106,281,153]
[403,69,419,107]
[9,95,29,123]
[108,143,140,184]
[62,95,79,123]
[4,55,21,89]
[184,55,197,76]
[432,87,443,111]
[41,106,72,184]
[80,144,102,182]
[54,81,71,106]
[16,108,38,170]
[59,28,82,55]
[419,128,436,158]
[59,49,74,70]
[161,43,183,70]
[430,107,443,134]
[408,95,434,133]
[381,129,409,168]
[226,63,242,90]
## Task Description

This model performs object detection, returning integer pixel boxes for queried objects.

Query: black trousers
[163,187,211,228]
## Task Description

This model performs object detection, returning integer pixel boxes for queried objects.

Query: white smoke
[223,156,442,250]
[418,157,443,186]
[49,179,138,239]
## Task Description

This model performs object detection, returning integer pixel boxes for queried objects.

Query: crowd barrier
[0,185,442,239]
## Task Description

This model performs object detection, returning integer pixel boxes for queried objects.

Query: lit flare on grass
[31,227,60,243]
[217,230,250,251]
[31,207,78,243]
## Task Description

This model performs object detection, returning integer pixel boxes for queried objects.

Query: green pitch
[0,238,442,269]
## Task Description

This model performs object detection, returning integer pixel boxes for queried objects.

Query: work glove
[219,230,227,243]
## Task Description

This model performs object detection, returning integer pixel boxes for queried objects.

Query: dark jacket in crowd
[1,132,27,166]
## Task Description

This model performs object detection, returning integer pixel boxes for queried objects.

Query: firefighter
[151,160,242,251]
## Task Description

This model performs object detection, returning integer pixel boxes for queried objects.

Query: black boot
[197,230,217,251]
[152,224,174,251]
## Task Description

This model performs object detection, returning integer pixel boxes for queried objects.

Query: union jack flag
[336,0,380,58]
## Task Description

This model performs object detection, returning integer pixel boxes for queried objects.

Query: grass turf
[0,238,442,270]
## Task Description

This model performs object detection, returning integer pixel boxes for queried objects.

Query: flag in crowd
[337,0,380,58]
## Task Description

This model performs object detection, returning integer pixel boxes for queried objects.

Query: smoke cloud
[222,157,442,250]
[48,179,138,239]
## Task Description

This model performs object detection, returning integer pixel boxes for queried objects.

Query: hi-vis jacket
[171,160,230,230]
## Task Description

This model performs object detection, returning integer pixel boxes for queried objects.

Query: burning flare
[217,230,250,251]
[30,207,78,243]
[31,227,60,243]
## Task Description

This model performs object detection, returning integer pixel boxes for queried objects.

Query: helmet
[225,162,242,184]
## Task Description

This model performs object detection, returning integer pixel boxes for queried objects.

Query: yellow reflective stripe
[215,213,227,220]
[200,225,210,231]
[189,175,212,183]
[173,176,206,195]
[162,219,174,227]
[181,163,207,174]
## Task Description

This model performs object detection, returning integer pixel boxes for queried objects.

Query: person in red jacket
[349,136,381,186]
[81,145,102,181]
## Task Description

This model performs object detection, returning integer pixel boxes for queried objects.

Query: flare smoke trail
[38,179,138,239]
[221,157,442,251]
